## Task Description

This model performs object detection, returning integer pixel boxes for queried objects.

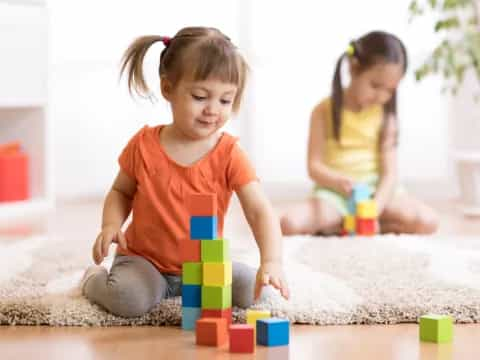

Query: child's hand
[92,225,127,265]
[254,261,290,301]
[335,176,355,197]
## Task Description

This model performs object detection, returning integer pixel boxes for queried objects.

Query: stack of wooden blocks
[342,183,377,236]
[181,193,290,353]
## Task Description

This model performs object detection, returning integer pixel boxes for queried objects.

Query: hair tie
[346,43,355,57]
[162,36,171,47]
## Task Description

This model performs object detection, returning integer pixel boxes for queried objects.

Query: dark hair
[331,31,408,143]
[120,27,248,112]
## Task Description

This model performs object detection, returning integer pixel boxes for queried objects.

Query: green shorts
[313,176,404,216]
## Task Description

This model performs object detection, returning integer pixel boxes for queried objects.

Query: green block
[201,239,230,262]
[201,285,232,309]
[419,314,454,343]
[182,262,202,285]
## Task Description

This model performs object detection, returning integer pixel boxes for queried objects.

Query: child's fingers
[269,275,282,291]
[254,278,263,300]
[93,234,103,265]
[101,232,112,258]
[279,278,290,300]
[262,273,270,286]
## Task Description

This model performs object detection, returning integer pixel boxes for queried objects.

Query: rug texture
[1,233,480,326]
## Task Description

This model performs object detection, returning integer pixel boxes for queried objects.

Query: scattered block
[201,239,230,262]
[257,318,290,347]
[190,216,217,240]
[201,308,232,326]
[419,314,454,343]
[203,262,232,286]
[202,285,232,309]
[186,193,217,216]
[182,262,202,285]
[182,284,201,307]
[182,307,201,330]
[246,309,271,334]
[196,317,228,346]
[229,324,255,353]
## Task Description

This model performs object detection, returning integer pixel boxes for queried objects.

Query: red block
[201,308,232,326]
[186,193,217,216]
[229,324,254,353]
[356,218,375,235]
[0,152,29,202]
[196,318,228,346]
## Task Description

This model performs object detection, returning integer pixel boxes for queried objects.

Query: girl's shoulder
[311,96,332,120]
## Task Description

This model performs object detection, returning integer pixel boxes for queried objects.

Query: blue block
[190,216,217,240]
[182,284,201,307]
[182,307,201,330]
[257,318,290,346]
[347,198,356,214]
[351,183,372,203]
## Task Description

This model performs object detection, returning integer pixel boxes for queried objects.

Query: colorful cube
[202,285,232,309]
[246,309,271,337]
[201,308,232,326]
[186,193,217,216]
[343,214,356,233]
[203,262,232,286]
[201,239,230,262]
[182,262,202,285]
[357,200,377,218]
[352,183,372,202]
[257,318,290,347]
[229,324,255,353]
[182,284,201,307]
[190,216,217,240]
[419,314,454,343]
[182,307,202,330]
[196,318,228,346]
[356,218,375,235]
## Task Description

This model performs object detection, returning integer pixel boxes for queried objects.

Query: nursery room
[1,0,480,359]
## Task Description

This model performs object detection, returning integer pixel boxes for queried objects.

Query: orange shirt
[117,125,257,275]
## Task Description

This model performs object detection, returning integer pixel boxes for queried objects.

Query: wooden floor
[1,197,479,360]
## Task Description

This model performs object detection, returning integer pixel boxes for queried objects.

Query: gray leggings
[83,255,261,318]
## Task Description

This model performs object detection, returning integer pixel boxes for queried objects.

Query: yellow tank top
[320,97,383,181]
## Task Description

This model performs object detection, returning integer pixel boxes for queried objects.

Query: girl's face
[163,77,238,140]
[349,62,404,108]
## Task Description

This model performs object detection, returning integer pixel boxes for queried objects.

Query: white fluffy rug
[1,233,480,326]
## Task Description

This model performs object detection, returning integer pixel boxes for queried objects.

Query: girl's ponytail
[331,52,348,142]
[120,35,169,98]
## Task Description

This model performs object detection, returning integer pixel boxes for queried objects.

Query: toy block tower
[182,193,218,330]
[419,314,454,343]
[342,183,377,236]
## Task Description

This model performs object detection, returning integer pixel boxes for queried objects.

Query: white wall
[48,0,452,199]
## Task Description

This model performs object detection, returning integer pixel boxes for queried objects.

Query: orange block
[180,239,201,262]
[229,324,255,353]
[186,193,217,216]
[201,308,232,326]
[196,317,228,346]
[356,218,375,235]
[0,152,29,202]
[0,141,21,155]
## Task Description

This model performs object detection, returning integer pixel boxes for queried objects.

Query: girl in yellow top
[281,31,438,236]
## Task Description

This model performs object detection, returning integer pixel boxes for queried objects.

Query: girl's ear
[160,76,173,100]
[348,57,361,77]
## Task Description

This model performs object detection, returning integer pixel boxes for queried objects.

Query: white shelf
[0,2,52,226]
[0,198,53,225]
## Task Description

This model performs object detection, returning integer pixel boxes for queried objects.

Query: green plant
[409,0,480,95]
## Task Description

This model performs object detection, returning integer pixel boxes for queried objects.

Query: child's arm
[307,103,354,196]
[374,116,398,214]
[236,181,290,300]
[92,170,137,264]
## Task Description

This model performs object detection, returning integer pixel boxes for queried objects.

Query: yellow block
[246,309,271,335]
[343,215,355,232]
[203,262,232,286]
[356,200,377,218]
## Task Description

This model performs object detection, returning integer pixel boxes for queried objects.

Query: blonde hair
[120,27,248,112]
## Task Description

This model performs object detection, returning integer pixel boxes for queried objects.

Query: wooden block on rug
[196,317,228,346]
[257,318,290,346]
[229,324,255,353]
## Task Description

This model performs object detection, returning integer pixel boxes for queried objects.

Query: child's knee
[105,283,154,317]
[416,209,439,234]
[280,214,300,235]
